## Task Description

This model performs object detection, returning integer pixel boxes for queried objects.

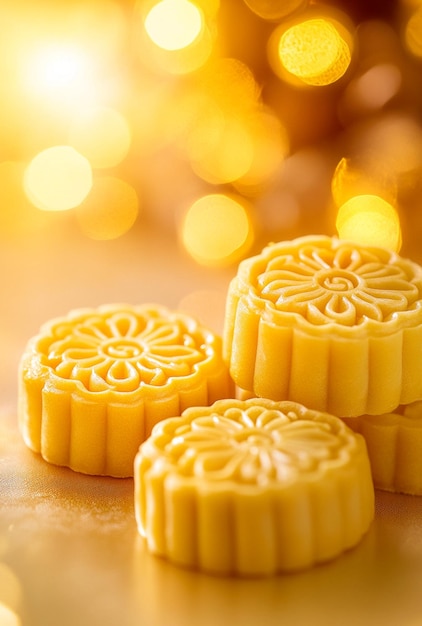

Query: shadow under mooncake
[18,304,233,477]
[134,397,374,576]
[223,235,422,417]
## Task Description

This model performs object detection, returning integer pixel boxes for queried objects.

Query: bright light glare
[0,603,21,626]
[182,194,254,267]
[278,18,352,86]
[68,107,132,168]
[336,195,401,252]
[76,176,139,240]
[145,0,203,51]
[24,43,94,102]
[24,146,93,211]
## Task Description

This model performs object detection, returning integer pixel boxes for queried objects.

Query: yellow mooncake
[18,304,233,477]
[223,235,422,417]
[134,397,374,576]
[343,401,422,495]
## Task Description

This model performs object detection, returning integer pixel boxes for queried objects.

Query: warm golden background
[2,1,422,625]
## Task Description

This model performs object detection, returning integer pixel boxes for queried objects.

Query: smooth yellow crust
[223,235,422,417]
[18,304,233,477]
[134,397,374,576]
[343,401,422,495]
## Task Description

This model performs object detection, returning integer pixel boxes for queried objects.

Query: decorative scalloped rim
[18,304,233,477]
[134,398,374,575]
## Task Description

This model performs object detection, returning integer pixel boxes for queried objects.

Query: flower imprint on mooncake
[19,304,232,477]
[257,240,422,326]
[223,236,422,416]
[47,307,212,392]
[135,398,374,576]
[159,403,352,484]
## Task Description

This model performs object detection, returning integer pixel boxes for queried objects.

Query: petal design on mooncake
[18,304,233,477]
[134,397,374,576]
[223,235,422,417]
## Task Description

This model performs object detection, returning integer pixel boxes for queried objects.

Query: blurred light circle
[278,18,352,86]
[24,146,92,211]
[68,106,132,169]
[243,0,308,21]
[145,0,203,51]
[181,193,254,267]
[331,157,398,208]
[76,176,139,240]
[336,194,401,252]
[0,603,21,626]
[404,6,422,58]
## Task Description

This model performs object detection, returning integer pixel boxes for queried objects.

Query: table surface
[1,220,422,626]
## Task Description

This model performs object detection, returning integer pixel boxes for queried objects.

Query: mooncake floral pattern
[255,238,422,325]
[152,400,354,485]
[41,306,213,392]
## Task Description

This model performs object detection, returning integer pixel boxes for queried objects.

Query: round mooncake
[18,304,233,477]
[223,235,422,417]
[134,397,374,576]
[343,401,422,496]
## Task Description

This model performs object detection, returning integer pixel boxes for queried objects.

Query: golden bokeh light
[144,0,203,51]
[336,194,402,252]
[0,162,46,237]
[179,58,280,186]
[24,146,93,212]
[68,107,132,169]
[331,156,398,207]
[343,64,402,114]
[234,108,289,193]
[134,0,213,74]
[181,194,254,267]
[243,0,308,21]
[23,42,95,108]
[190,114,255,184]
[404,5,422,57]
[75,176,139,240]
[272,17,353,86]
[0,603,21,626]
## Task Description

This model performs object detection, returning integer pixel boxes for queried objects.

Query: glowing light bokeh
[0,603,21,626]
[180,58,281,186]
[68,107,132,169]
[23,42,95,106]
[76,176,139,240]
[144,0,203,51]
[331,156,398,207]
[234,108,289,192]
[336,194,402,252]
[352,64,401,110]
[24,146,93,211]
[404,6,422,57]
[243,0,308,21]
[181,194,254,267]
[191,114,255,184]
[276,18,352,86]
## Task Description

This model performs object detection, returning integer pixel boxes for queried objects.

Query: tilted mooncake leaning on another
[134,397,374,576]
[18,304,233,477]
[343,400,422,496]
[223,235,422,418]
